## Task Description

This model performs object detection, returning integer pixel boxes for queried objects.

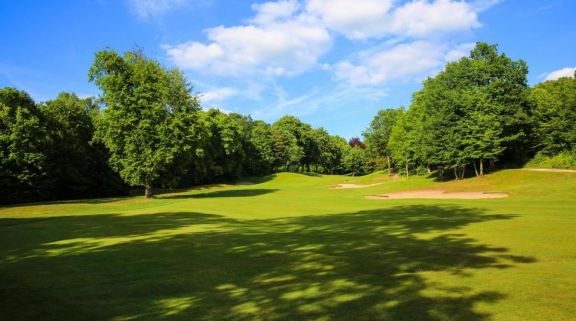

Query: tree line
[2,43,575,203]
[363,43,576,179]
[1,50,369,203]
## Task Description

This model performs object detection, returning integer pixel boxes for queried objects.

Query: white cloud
[200,87,238,103]
[306,0,480,40]
[165,2,331,76]
[306,0,394,39]
[544,67,576,81]
[470,0,502,12]
[390,0,480,37]
[126,0,189,18]
[445,42,476,62]
[164,0,493,84]
[333,41,452,85]
[250,0,300,25]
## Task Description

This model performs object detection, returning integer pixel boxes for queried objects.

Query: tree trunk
[480,159,484,176]
[405,163,409,178]
[473,162,479,177]
[454,167,458,180]
[387,156,392,176]
[427,165,431,174]
[460,165,466,180]
[145,182,153,198]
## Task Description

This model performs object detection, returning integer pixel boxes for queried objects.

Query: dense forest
[1,43,575,203]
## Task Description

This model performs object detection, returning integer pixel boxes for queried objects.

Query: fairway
[1,170,575,321]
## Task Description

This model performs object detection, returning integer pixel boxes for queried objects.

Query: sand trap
[366,189,509,200]
[520,168,576,173]
[234,181,255,186]
[330,183,382,189]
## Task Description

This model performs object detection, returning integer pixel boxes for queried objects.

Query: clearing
[1,169,575,321]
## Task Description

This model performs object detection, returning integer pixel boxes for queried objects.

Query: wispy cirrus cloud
[125,0,210,19]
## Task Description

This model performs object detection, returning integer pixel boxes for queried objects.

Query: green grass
[1,170,575,320]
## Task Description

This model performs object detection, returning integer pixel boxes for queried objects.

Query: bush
[525,151,576,169]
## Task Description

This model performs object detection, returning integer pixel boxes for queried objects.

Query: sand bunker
[520,168,576,173]
[234,181,255,186]
[331,183,383,189]
[366,189,509,200]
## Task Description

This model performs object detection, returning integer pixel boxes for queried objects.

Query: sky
[1,0,575,139]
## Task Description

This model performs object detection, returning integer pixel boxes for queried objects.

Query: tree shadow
[0,196,129,209]
[158,189,279,200]
[0,205,534,321]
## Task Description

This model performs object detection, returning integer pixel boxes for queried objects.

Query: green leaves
[89,49,202,195]
[0,88,49,202]
[530,76,576,156]
[378,42,531,178]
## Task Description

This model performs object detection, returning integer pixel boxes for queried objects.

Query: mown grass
[1,169,575,320]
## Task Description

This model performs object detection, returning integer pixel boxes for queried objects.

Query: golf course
[2,2,576,319]
[1,169,575,320]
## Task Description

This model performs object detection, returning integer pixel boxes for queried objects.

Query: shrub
[525,151,576,169]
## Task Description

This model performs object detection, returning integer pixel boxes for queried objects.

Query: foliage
[525,151,576,169]
[348,137,365,149]
[42,93,126,198]
[343,146,369,176]
[383,42,532,179]
[363,108,402,171]
[89,49,203,197]
[0,88,49,202]
[3,42,576,202]
[529,76,576,156]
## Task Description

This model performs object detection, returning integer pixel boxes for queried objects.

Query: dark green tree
[0,88,49,203]
[42,93,126,198]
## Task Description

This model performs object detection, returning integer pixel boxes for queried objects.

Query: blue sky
[1,0,575,138]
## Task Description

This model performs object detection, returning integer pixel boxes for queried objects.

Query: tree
[348,137,366,149]
[249,120,275,173]
[343,146,368,176]
[271,127,302,172]
[0,88,49,203]
[89,49,202,198]
[363,108,402,175]
[530,76,576,156]
[273,116,316,172]
[41,93,126,198]
[200,109,246,180]
[392,42,531,179]
[388,108,418,176]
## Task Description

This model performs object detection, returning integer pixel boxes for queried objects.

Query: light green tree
[89,49,203,198]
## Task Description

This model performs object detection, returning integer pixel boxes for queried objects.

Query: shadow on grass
[0,205,534,321]
[158,188,279,200]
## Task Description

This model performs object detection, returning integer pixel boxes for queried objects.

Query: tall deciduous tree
[0,88,49,202]
[42,93,126,198]
[89,49,202,198]
[343,146,368,176]
[530,76,576,156]
[364,108,402,175]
